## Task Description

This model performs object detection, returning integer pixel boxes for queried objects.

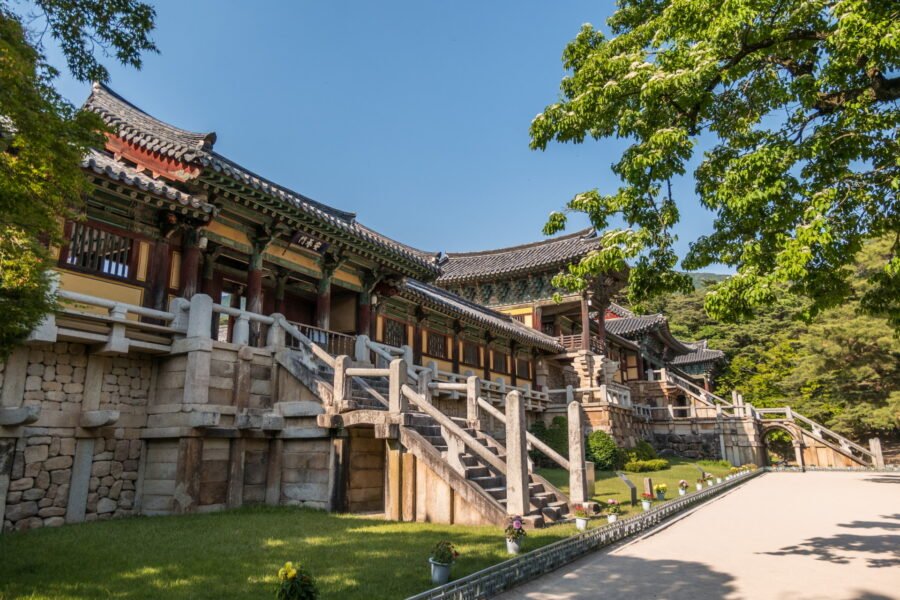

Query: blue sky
[45,1,724,271]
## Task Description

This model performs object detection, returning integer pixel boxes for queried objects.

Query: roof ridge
[87,82,217,150]
[444,228,596,258]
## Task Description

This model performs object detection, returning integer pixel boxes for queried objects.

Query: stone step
[484,486,507,501]
[469,475,504,489]
[464,466,491,479]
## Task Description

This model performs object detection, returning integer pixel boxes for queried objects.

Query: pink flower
[513,520,522,529]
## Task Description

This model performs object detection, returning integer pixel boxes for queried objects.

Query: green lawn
[538,457,735,518]
[0,507,575,600]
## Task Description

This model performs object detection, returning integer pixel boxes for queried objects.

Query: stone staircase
[407,413,570,525]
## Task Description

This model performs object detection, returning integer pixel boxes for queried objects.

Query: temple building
[0,84,876,534]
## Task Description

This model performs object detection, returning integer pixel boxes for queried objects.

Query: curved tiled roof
[401,279,563,352]
[82,150,216,217]
[605,314,668,337]
[84,83,216,161]
[436,228,602,284]
[670,347,725,365]
[607,302,635,318]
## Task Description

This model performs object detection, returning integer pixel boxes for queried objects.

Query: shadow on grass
[498,555,737,599]
[0,506,572,600]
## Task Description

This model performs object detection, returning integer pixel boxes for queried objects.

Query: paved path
[499,472,900,600]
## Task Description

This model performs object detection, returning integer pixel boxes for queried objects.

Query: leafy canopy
[0,0,156,358]
[531,0,899,329]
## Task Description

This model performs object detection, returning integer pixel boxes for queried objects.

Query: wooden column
[595,293,607,355]
[356,287,372,336]
[247,230,274,345]
[274,270,289,315]
[580,292,591,352]
[316,254,339,331]
[179,225,203,299]
[482,333,493,380]
[451,321,462,374]
[412,307,425,366]
[509,340,518,387]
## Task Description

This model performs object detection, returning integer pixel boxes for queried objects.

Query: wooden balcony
[557,333,605,354]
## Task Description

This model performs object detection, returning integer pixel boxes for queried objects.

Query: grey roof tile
[82,150,216,216]
[84,83,216,161]
[670,347,725,365]
[436,228,602,284]
[401,279,563,351]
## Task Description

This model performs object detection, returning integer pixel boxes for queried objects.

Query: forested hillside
[643,239,899,443]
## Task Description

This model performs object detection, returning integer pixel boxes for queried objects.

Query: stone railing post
[400,345,414,366]
[99,303,129,354]
[565,385,574,404]
[233,314,250,346]
[389,358,408,416]
[354,335,371,363]
[466,376,480,429]
[567,400,588,505]
[417,365,432,398]
[505,391,529,516]
[186,294,213,339]
[333,355,352,411]
[869,437,885,468]
[266,313,285,350]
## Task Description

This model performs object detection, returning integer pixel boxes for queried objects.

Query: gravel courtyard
[499,472,900,599]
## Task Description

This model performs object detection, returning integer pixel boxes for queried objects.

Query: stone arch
[759,422,803,467]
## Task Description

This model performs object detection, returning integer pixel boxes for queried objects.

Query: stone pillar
[181,294,213,405]
[567,401,589,505]
[793,440,805,471]
[389,359,408,415]
[504,391,529,516]
[333,355,352,411]
[265,439,283,505]
[66,352,107,523]
[179,226,203,299]
[869,437,885,468]
[174,437,202,513]
[385,440,403,521]
[466,376,480,428]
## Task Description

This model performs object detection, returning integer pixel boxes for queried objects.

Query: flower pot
[607,514,618,523]
[641,500,652,511]
[696,483,703,491]
[706,480,713,488]
[506,539,521,555]
[656,492,665,501]
[716,477,722,484]
[429,559,452,585]
[678,488,686,496]
[575,517,588,531]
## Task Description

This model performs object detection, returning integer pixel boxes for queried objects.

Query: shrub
[275,561,319,600]
[586,430,624,470]
[623,458,671,472]
[697,459,732,468]
[528,417,568,467]
[429,541,459,565]
[630,440,658,461]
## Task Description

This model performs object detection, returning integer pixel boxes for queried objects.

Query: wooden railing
[290,322,355,357]
[558,333,604,354]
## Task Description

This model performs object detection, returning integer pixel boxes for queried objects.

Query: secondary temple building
[0,84,884,532]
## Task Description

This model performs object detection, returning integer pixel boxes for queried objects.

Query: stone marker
[617,472,637,506]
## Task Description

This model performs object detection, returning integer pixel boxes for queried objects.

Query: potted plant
[695,478,704,491]
[606,499,621,523]
[428,541,459,585]
[654,483,667,501]
[276,561,319,600]
[641,492,653,511]
[505,516,527,554]
[572,505,590,531]
[705,473,715,487]
[678,480,689,496]
[715,475,723,484]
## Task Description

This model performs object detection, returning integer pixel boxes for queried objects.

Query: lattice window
[516,358,531,379]
[64,221,133,279]
[383,318,407,348]
[462,341,481,367]
[426,332,448,359]
[491,350,509,374]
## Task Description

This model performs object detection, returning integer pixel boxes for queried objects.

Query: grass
[0,458,735,599]
[537,457,735,517]
[0,506,575,600]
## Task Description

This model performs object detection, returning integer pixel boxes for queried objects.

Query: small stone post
[869,437,885,468]
[332,355,352,411]
[266,314,285,350]
[389,358,408,416]
[466,376,480,429]
[505,391,529,516]
[417,365,432,398]
[567,400,589,505]
[354,335,371,363]
[792,440,805,471]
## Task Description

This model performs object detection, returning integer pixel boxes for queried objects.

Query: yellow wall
[54,269,144,319]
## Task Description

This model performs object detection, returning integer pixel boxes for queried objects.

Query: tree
[531,1,899,330]
[651,238,899,441]
[0,0,156,358]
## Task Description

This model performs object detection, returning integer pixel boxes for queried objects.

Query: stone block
[36,470,50,490]
[24,445,49,464]
[6,501,38,521]
[44,456,73,471]
[91,461,111,477]
[27,436,52,446]
[25,462,41,478]
[114,440,130,461]
[59,438,76,456]
[38,507,66,518]
[43,516,65,527]
[10,478,34,492]
[22,488,45,501]
[97,497,117,514]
